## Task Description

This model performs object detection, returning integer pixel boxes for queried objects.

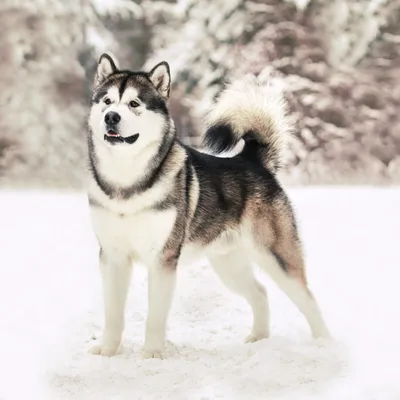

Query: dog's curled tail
[203,75,292,172]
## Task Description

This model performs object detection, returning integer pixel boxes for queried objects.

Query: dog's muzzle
[103,112,139,145]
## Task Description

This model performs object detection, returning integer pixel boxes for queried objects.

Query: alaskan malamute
[87,53,331,358]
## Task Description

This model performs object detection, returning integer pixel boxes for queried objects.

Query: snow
[0,188,399,399]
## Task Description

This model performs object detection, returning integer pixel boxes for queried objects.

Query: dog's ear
[94,53,119,87]
[148,61,171,99]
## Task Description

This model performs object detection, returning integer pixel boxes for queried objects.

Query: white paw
[141,346,166,359]
[88,342,120,357]
[313,329,332,340]
[245,330,270,343]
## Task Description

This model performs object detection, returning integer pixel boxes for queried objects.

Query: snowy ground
[0,188,399,400]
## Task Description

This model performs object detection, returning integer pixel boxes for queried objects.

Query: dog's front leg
[142,260,177,359]
[90,249,132,357]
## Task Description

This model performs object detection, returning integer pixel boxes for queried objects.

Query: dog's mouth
[104,130,139,145]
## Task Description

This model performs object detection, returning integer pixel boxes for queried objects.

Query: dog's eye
[104,98,111,105]
[129,100,140,108]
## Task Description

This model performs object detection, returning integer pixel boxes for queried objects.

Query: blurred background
[1,0,399,189]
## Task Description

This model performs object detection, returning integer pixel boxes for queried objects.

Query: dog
[87,53,331,359]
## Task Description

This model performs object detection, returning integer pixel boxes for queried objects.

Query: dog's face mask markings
[89,54,171,154]
[100,87,142,146]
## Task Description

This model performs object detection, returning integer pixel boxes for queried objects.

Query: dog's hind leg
[253,211,331,339]
[208,249,270,342]
[259,250,331,338]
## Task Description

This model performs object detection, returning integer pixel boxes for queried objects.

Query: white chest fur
[91,206,176,266]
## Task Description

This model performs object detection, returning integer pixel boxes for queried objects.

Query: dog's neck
[91,136,158,186]
[87,124,177,200]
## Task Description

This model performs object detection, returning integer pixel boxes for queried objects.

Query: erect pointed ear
[94,53,119,87]
[148,61,171,99]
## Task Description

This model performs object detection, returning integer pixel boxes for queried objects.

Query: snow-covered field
[0,188,399,400]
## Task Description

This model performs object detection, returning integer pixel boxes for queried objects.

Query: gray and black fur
[86,54,331,358]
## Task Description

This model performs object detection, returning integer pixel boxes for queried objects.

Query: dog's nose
[104,111,121,125]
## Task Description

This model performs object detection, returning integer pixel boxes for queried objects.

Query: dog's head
[88,53,171,155]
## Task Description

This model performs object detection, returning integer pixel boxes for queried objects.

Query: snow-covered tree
[0,0,399,186]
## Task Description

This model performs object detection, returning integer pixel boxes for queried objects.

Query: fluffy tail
[203,76,292,172]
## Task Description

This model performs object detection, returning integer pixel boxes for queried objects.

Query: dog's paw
[141,346,166,360]
[245,330,270,343]
[88,342,120,357]
[313,330,332,340]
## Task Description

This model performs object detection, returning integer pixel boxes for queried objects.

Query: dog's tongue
[107,130,119,137]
